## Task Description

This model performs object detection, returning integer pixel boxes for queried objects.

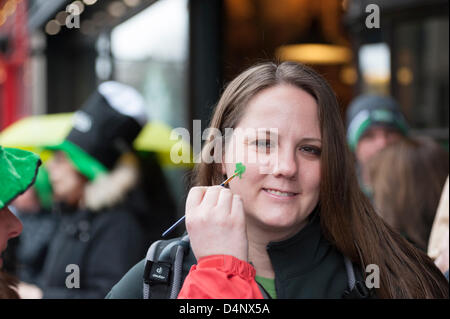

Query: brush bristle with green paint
[161,162,246,238]
[220,162,246,186]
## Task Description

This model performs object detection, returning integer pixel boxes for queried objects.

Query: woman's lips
[262,188,299,200]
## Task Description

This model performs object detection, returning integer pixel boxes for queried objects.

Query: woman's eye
[301,146,321,156]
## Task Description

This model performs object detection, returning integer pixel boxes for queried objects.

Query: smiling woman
[220,84,322,243]
[107,61,449,300]
[180,61,449,299]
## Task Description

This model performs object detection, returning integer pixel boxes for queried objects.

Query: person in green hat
[346,94,409,196]
[6,166,59,286]
[0,146,41,298]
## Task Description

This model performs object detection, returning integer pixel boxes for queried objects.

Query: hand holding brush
[161,163,246,238]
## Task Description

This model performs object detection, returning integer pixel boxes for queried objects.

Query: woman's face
[222,84,322,239]
[47,151,86,206]
[0,207,23,269]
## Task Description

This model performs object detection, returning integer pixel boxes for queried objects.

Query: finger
[201,185,222,207]
[186,186,207,212]
[231,194,245,221]
[216,188,233,214]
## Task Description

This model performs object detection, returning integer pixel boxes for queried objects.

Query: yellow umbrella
[0,113,73,148]
[134,121,194,168]
[0,113,193,167]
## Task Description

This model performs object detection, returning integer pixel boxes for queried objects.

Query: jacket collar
[266,206,329,280]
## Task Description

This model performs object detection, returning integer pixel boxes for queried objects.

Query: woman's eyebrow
[242,130,321,143]
[301,137,322,144]
[242,129,279,139]
[256,128,279,137]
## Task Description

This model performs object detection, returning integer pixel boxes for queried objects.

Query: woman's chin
[250,212,307,235]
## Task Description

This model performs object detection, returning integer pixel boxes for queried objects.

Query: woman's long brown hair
[367,136,449,251]
[0,271,19,299]
[191,61,449,298]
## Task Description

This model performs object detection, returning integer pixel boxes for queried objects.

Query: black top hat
[49,81,148,180]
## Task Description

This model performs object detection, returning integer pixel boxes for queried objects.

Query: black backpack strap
[143,235,190,299]
[167,235,190,298]
[143,240,165,299]
[342,256,373,299]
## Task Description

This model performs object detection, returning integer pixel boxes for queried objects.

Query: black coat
[38,201,147,299]
[38,156,178,299]
[15,209,59,285]
[106,209,372,299]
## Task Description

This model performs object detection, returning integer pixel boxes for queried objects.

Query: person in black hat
[20,81,151,299]
[346,94,409,195]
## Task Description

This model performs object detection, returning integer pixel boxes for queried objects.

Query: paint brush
[161,162,246,238]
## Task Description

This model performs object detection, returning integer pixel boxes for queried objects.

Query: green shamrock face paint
[234,162,246,179]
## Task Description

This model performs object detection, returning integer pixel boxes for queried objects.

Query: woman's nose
[272,148,298,179]
[2,207,23,240]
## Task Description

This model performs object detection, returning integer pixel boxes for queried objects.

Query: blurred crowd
[0,74,448,299]
[1,81,177,298]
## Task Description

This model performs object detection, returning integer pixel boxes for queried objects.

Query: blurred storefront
[221,0,449,144]
[223,0,355,115]
[345,0,449,144]
[2,0,448,135]
[0,0,448,201]
[1,0,31,129]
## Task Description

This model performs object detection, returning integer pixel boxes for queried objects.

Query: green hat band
[347,109,408,151]
[46,140,107,181]
[33,166,53,209]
